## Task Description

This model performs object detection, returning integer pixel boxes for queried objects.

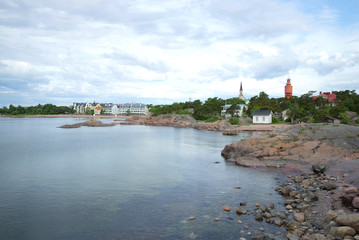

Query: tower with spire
[238,81,245,100]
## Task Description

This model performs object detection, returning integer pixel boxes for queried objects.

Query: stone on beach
[188,216,197,220]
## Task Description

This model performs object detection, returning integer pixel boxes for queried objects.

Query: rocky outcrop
[59,120,117,128]
[221,123,359,172]
[122,114,287,132]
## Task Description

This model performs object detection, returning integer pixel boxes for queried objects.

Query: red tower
[285,78,293,99]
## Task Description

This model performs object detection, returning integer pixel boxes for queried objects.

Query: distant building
[285,78,293,99]
[252,110,272,124]
[118,103,149,115]
[239,81,245,100]
[221,104,246,117]
[313,91,336,106]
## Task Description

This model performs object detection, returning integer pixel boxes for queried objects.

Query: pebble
[214,218,220,221]
[224,206,231,211]
[188,216,196,220]
[237,220,242,224]
[255,203,260,207]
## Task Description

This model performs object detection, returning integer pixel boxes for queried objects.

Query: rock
[280,187,291,196]
[304,191,318,202]
[237,220,242,224]
[255,213,263,221]
[255,203,260,207]
[285,199,296,205]
[263,212,272,218]
[214,218,220,221]
[188,216,197,220]
[294,213,305,223]
[330,226,356,238]
[320,182,338,191]
[240,202,247,206]
[354,235,359,240]
[267,203,275,209]
[294,176,303,183]
[235,187,242,189]
[312,164,327,175]
[335,213,359,231]
[236,207,247,215]
[301,236,313,240]
[274,219,283,226]
[287,233,300,240]
[325,210,338,222]
[286,205,293,210]
[311,233,327,240]
[224,206,231,211]
[345,187,359,194]
[353,197,359,209]
[252,235,266,240]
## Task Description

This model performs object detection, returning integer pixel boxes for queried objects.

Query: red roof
[313,91,336,103]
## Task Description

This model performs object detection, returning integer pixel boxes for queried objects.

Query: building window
[263,116,265,121]
[256,117,258,122]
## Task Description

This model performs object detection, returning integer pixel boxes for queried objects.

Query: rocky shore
[59,120,118,128]
[123,114,287,132]
[220,123,359,240]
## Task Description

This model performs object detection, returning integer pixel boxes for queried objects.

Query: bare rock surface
[59,120,117,128]
[221,123,359,182]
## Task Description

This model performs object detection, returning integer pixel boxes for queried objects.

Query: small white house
[221,104,246,117]
[252,110,272,124]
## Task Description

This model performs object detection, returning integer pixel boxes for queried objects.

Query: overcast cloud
[0,0,358,106]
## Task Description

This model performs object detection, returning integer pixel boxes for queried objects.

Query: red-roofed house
[313,91,337,106]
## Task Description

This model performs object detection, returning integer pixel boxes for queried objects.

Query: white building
[118,103,149,115]
[221,104,246,117]
[252,110,272,124]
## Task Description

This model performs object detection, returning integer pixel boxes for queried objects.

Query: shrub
[229,117,239,125]
[355,119,359,124]
[272,116,279,123]
[338,113,350,124]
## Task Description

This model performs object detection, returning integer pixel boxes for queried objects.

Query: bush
[356,118,359,124]
[229,117,239,125]
[272,116,279,123]
[338,113,350,124]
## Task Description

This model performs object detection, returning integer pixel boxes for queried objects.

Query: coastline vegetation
[149,90,359,124]
[0,104,75,116]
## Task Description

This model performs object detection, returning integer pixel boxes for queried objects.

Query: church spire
[239,81,245,100]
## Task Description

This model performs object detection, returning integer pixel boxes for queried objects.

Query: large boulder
[335,213,359,232]
[330,226,356,238]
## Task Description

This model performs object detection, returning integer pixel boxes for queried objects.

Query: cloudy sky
[0,0,358,106]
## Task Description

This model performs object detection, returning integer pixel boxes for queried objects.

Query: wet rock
[280,187,291,196]
[255,203,260,207]
[352,197,359,209]
[325,210,338,222]
[267,203,275,209]
[286,205,293,210]
[237,220,242,224]
[214,218,220,221]
[311,233,327,240]
[188,216,197,220]
[274,219,283,226]
[255,213,263,221]
[312,164,327,175]
[285,199,296,205]
[287,233,300,240]
[300,236,313,240]
[330,226,356,238]
[236,207,247,215]
[224,206,231,211]
[294,213,305,223]
[263,212,272,218]
[345,187,358,194]
[240,202,247,206]
[294,176,303,183]
[251,235,266,240]
[335,213,359,231]
[304,191,318,203]
[320,183,338,191]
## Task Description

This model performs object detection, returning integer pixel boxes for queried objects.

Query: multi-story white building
[73,102,148,115]
[118,103,149,115]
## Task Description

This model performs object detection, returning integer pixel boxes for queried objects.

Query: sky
[0,0,359,106]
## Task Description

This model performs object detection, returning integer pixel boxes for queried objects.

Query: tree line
[149,90,359,124]
[0,104,75,115]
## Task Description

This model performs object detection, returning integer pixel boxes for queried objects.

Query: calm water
[0,117,286,240]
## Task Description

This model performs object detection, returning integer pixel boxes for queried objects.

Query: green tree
[338,112,350,124]
[226,104,241,117]
[126,109,131,116]
[287,103,302,124]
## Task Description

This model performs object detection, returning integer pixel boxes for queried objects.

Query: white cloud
[0,0,358,105]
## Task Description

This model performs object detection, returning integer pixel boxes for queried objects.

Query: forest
[0,104,75,115]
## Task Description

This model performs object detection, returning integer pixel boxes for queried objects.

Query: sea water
[0,117,286,240]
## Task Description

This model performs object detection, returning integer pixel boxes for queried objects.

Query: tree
[226,104,241,117]
[287,103,302,124]
[126,109,131,116]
